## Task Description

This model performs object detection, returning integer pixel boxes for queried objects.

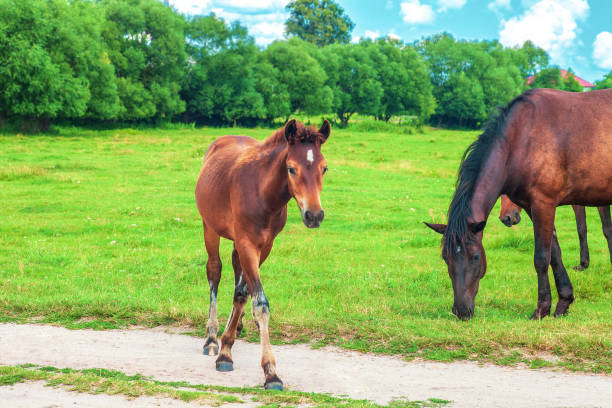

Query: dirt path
[0,323,610,407]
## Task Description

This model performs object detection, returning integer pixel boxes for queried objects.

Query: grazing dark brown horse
[195,119,330,390]
[426,88,612,320]
[499,195,612,270]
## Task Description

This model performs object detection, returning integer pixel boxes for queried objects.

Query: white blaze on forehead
[307,149,314,163]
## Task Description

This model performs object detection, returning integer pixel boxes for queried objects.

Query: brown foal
[195,119,331,390]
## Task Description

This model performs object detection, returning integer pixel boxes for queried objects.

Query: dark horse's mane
[442,90,535,258]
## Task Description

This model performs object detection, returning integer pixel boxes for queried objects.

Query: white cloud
[250,21,285,45]
[215,0,287,10]
[400,0,435,24]
[365,30,381,40]
[388,32,402,41]
[488,0,511,11]
[593,32,612,69]
[438,0,467,11]
[499,0,589,61]
[168,0,212,15]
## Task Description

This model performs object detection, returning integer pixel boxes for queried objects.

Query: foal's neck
[260,144,291,213]
[469,139,509,223]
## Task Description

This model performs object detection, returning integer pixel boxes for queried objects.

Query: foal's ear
[285,119,297,144]
[424,222,447,235]
[318,119,331,144]
[468,221,486,234]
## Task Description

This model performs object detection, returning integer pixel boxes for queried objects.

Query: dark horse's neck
[260,141,292,213]
[469,140,508,223]
[443,100,521,254]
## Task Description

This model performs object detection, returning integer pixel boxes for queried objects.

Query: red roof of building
[526,69,594,88]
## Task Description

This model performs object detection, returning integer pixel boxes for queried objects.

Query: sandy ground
[0,381,259,408]
[0,323,610,408]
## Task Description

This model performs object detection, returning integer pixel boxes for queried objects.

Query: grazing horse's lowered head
[284,119,330,228]
[425,221,487,320]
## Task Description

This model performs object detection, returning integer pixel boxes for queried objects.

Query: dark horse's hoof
[572,264,586,271]
[203,343,219,356]
[530,304,551,320]
[264,380,283,391]
[553,296,574,317]
[216,359,234,372]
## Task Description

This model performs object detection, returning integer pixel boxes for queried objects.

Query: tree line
[1,0,609,131]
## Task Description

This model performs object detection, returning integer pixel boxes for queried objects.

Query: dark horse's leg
[550,228,575,316]
[527,204,574,319]
[597,206,612,265]
[573,205,589,270]
[203,223,222,356]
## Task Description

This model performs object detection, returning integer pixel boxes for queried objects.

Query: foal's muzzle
[500,211,521,227]
[302,209,324,228]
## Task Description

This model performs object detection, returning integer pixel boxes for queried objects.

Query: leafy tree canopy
[285,0,354,46]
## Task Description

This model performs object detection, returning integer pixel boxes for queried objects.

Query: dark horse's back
[504,88,612,207]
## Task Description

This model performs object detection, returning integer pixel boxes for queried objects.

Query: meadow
[1,122,610,373]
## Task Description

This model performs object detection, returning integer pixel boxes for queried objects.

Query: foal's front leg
[236,240,283,390]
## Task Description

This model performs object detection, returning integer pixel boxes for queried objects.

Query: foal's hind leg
[597,206,612,265]
[215,246,249,372]
[203,223,222,356]
[573,205,590,270]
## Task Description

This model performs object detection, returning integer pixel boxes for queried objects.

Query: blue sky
[168,0,612,83]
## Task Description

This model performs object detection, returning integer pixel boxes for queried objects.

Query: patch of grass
[0,125,611,373]
[0,364,446,407]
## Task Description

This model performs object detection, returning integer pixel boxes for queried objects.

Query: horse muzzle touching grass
[195,118,331,391]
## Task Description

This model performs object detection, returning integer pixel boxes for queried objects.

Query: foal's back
[196,135,259,239]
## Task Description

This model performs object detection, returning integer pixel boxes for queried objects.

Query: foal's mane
[442,91,534,257]
[263,121,321,147]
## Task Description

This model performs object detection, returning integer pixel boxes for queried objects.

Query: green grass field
[1,123,611,373]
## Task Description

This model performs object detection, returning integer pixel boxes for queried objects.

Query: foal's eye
[473,253,480,262]
[323,166,328,175]
[288,167,296,175]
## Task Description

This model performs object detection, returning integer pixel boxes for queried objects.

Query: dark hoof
[215,360,234,372]
[203,343,219,356]
[553,296,574,317]
[573,265,586,271]
[530,307,550,320]
[264,381,283,391]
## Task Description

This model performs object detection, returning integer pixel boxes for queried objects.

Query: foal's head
[283,119,331,228]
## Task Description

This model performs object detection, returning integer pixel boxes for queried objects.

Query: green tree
[319,43,383,126]
[101,0,186,121]
[263,38,332,117]
[595,71,612,90]
[361,39,434,122]
[0,0,119,130]
[182,15,264,125]
[285,0,354,46]
[418,34,524,127]
[562,68,583,92]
